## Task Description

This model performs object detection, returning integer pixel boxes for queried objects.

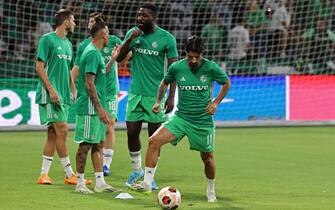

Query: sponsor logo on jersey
[104,56,111,61]
[135,40,140,44]
[57,54,72,60]
[179,85,208,91]
[152,42,158,48]
[57,46,62,50]
[180,76,186,81]
[103,47,109,53]
[200,75,207,82]
[134,47,159,56]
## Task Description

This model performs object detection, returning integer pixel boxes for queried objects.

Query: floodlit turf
[0,127,334,210]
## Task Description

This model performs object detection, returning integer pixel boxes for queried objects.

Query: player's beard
[103,39,108,47]
[189,63,199,73]
[66,26,74,35]
[138,21,154,34]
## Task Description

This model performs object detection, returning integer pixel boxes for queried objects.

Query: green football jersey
[76,43,106,115]
[124,26,178,96]
[35,32,73,105]
[74,35,122,96]
[102,36,122,97]
[164,58,229,127]
[74,38,91,66]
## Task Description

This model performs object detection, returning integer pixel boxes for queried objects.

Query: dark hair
[90,21,106,37]
[185,36,203,53]
[54,9,73,28]
[94,16,105,24]
[141,3,157,17]
[89,12,101,18]
[89,12,105,22]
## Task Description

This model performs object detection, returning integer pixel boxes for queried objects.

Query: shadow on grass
[181,191,244,210]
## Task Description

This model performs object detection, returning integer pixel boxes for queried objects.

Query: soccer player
[71,12,126,176]
[132,36,231,203]
[116,3,178,190]
[74,21,120,194]
[35,9,91,185]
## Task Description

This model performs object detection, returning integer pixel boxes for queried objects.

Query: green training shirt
[123,26,178,96]
[76,43,106,115]
[74,35,122,97]
[164,58,229,127]
[35,32,73,105]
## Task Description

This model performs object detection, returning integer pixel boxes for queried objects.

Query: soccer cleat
[75,184,94,194]
[207,192,218,203]
[64,173,92,185]
[94,183,121,193]
[125,170,144,187]
[37,174,52,185]
[103,165,110,176]
[151,180,159,190]
[130,181,151,194]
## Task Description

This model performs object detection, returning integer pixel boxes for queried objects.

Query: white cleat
[130,181,152,194]
[75,184,94,194]
[94,183,121,193]
[207,192,218,203]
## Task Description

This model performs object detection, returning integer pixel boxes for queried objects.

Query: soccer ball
[157,186,181,209]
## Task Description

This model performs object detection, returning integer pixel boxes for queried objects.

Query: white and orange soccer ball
[157,186,181,209]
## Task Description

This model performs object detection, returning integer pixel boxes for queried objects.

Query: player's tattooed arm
[85,73,102,109]
[153,80,169,114]
[85,73,111,124]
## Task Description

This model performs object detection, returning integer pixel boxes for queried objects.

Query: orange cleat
[37,174,52,185]
[64,173,92,185]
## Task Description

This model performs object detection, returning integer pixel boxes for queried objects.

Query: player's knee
[54,122,68,137]
[106,125,114,135]
[148,136,163,149]
[78,143,91,154]
[202,154,214,165]
[92,144,101,153]
[47,126,56,136]
[98,142,104,150]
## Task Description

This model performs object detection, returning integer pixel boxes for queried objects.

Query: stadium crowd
[1,0,335,74]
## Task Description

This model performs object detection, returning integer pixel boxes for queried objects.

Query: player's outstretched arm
[85,73,110,124]
[153,80,169,114]
[36,60,60,105]
[206,79,231,115]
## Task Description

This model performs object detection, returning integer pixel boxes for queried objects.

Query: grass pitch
[0,127,334,210]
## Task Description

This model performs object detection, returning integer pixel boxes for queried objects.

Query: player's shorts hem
[39,104,69,125]
[189,147,214,153]
[74,140,84,144]
[74,139,104,144]
[74,115,106,144]
[163,115,215,152]
[126,93,167,123]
